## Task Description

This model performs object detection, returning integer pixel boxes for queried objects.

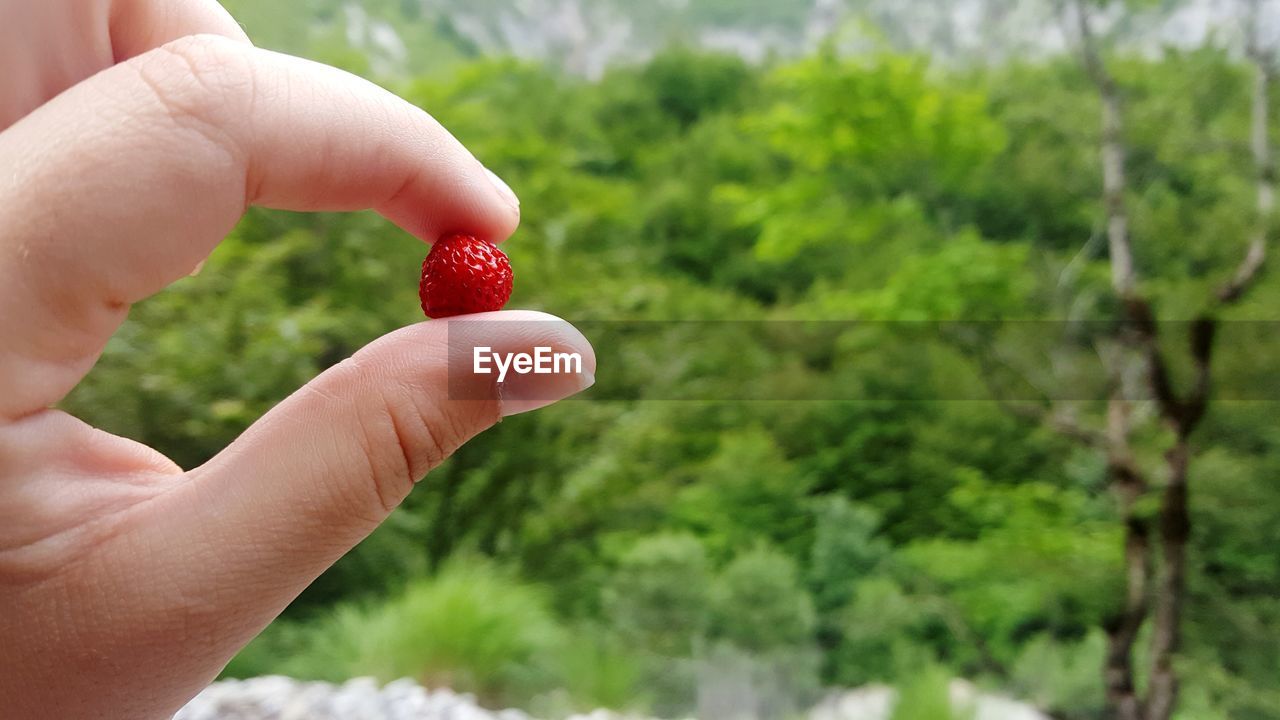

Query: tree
[1000,2,1279,718]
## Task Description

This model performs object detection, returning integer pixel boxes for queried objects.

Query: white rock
[175,675,1050,720]
[809,684,896,720]
[808,680,1052,720]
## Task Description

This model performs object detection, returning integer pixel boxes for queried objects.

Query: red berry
[418,233,514,319]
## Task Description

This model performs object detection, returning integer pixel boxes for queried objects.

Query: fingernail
[445,313,595,417]
[484,167,520,209]
[500,368,595,417]
[188,259,206,277]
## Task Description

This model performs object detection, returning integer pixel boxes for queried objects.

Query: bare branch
[1072,0,1113,91]
[1242,0,1275,66]
[991,395,1108,448]
[945,324,1109,448]
[1121,31,1271,714]
[1218,41,1275,304]
[1219,240,1266,303]
[1071,0,1137,297]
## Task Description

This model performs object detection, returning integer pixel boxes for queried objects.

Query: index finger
[0,34,520,420]
[0,0,251,130]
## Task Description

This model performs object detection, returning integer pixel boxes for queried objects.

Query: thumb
[130,310,592,669]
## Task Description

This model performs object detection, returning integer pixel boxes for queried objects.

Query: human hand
[0,2,595,718]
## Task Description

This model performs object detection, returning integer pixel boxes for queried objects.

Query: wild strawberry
[418,233,514,319]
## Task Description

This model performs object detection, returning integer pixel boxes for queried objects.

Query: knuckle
[132,34,255,157]
[363,382,465,515]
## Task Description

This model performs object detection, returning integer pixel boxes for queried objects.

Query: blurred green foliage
[63,7,1280,719]
[889,666,973,720]
[226,560,587,707]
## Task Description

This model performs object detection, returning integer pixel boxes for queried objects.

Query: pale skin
[0,2,595,718]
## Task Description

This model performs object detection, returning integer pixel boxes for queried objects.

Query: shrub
[228,559,562,707]
[542,629,645,713]
[602,533,713,657]
[711,545,816,653]
[891,667,973,720]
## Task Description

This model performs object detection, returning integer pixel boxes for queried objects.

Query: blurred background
[66,1,1280,719]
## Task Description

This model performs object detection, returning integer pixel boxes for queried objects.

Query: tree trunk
[1145,441,1190,720]
[1102,398,1148,720]
[1100,89,1135,296]
[1070,0,1136,297]
[1069,5,1149,717]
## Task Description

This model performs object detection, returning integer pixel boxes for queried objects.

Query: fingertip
[375,156,521,246]
[483,168,520,211]
[434,310,596,416]
[499,369,595,417]
[480,167,521,244]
